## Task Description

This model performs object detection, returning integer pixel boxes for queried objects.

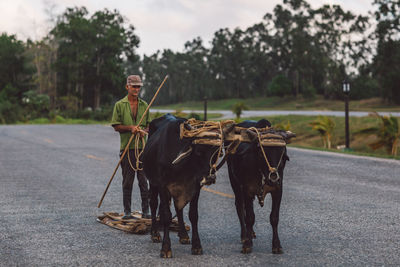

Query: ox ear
[172,146,193,165]
[278,130,296,144]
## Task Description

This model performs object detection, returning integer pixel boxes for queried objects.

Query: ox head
[244,127,295,186]
[172,121,235,186]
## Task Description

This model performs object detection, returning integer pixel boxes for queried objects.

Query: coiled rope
[127,133,147,171]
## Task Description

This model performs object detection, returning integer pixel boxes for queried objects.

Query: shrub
[22,90,50,119]
[188,112,201,120]
[231,102,249,119]
[267,75,292,97]
[309,116,335,149]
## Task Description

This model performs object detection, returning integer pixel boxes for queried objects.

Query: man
[111,75,151,219]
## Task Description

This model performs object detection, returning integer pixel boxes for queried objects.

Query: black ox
[142,114,232,258]
[227,119,293,254]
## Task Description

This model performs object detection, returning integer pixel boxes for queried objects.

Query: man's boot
[122,210,134,220]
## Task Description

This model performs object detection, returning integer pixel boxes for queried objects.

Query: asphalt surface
[1,124,399,266]
[151,108,400,119]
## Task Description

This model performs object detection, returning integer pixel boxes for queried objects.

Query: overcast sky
[0,0,373,56]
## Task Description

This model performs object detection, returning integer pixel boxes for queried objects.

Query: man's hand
[130,126,147,137]
[130,125,140,134]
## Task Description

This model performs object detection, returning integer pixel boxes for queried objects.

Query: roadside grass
[154,96,400,112]
[244,115,400,160]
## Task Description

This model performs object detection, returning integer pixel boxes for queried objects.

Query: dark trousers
[120,150,149,214]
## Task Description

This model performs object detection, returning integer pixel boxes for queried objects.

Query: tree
[267,74,292,97]
[231,102,249,120]
[0,33,31,123]
[26,38,58,108]
[357,112,400,156]
[0,33,28,90]
[372,0,400,104]
[50,7,140,110]
[309,116,335,149]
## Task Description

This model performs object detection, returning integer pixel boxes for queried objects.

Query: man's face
[126,84,141,97]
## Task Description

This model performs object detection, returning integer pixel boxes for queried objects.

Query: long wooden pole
[98,75,169,208]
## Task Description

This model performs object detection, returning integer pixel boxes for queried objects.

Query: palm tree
[309,116,335,149]
[231,102,249,120]
[275,121,291,131]
[357,112,400,156]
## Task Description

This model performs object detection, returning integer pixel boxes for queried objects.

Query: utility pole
[343,80,350,149]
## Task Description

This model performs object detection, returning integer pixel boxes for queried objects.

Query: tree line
[0,0,399,124]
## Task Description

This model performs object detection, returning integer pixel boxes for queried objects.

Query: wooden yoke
[179,120,296,146]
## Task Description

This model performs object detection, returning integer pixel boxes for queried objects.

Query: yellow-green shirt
[111,95,151,150]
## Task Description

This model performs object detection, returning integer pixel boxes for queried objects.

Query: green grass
[154,96,400,112]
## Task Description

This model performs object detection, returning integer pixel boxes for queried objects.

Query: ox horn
[172,146,193,165]
[222,122,235,137]
[245,129,258,142]
[278,130,296,143]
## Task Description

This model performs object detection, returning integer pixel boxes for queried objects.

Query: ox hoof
[151,232,161,243]
[179,236,191,244]
[160,250,173,258]
[191,247,203,255]
[272,247,284,254]
[241,247,252,254]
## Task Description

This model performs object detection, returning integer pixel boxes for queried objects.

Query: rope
[180,119,234,139]
[127,133,147,171]
[179,119,231,177]
[248,127,285,173]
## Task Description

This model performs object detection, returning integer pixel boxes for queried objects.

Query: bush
[55,115,66,123]
[0,84,24,124]
[188,112,201,120]
[267,75,292,97]
[0,100,22,124]
[231,102,249,119]
[302,83,316,98]
[22,90,50,119]
[350,75,380,100]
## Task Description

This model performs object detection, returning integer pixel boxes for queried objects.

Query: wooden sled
[97,211,190,234]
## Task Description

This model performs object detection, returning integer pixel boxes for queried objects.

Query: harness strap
[248,127,285,175]
[209,122,224,176]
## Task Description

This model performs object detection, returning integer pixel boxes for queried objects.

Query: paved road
[1,125,399,266]
[151,108,400,119]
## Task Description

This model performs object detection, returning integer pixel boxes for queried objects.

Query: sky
[0,0,373,56]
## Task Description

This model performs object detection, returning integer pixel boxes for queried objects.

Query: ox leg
[150,185,161,243]
[231,184,246,243]
[228,168,246,243]
[159,187,173,258]
[241,195,255,254]
[174,203,190,244]
[189,186,202,255]
[270,187,283,254]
